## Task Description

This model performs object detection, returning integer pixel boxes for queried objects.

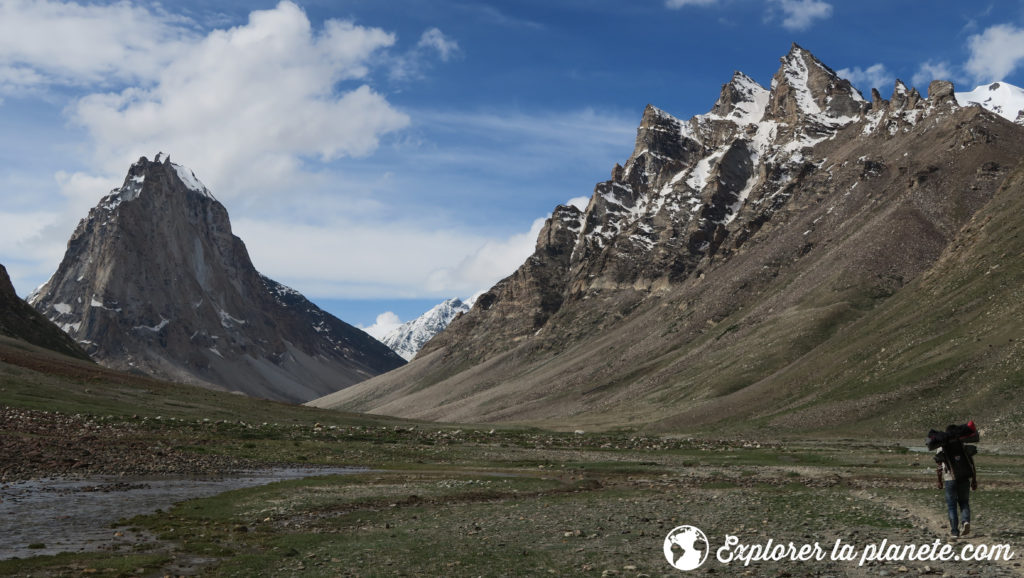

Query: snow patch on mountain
[171,162,216,200]
[956,82,1024,124]
[380,297,474,360]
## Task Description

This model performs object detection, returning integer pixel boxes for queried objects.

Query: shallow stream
[0,467,366,560]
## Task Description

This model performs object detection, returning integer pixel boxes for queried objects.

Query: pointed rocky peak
[98,153,216,213]
[638,104,683,133]
[907,87,923,108]
[870,88,888,111]
[928,80,957,106]
[611,163,625,182]
[31,154,405,402]
[631,105,686,162]
[144,153,216,199]
[766,43,865,124]
[623,104,702,186]
[889,80,922,110]
[710,71,769,124]
[538,204,584,254]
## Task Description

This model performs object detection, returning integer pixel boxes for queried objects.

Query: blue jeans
[944,479,971,534]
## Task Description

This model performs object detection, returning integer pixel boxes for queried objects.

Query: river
[0,467,366,560]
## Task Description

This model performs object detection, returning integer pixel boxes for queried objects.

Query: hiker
[933,423,978,539]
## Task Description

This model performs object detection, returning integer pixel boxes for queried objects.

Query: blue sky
[2,0,1024,335]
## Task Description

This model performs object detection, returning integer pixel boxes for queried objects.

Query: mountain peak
[710,71,769,124]
[102,153,215,212]
[32,156,405,402]
[311,43,1024,429]
[956,81,1024,124]
[767,44,865,124]
[887,79,923,111]
[380,297,473,360]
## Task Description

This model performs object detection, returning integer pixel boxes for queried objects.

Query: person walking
[934,431,978,539]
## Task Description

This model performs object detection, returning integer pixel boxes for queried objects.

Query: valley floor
[1,407,1023,577]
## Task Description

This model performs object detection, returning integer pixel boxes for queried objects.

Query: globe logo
[663,525,709,571]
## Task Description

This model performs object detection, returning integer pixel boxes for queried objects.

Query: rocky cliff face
[311,45,1024,436]
[0,264,90,360]
[30,154,404,403]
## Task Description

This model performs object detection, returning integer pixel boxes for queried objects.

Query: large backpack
[928,421,979,481]
[937,440,976,481]
[926,421,979,450]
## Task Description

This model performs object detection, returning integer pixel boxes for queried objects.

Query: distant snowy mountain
[381,298,473,360]
[956,82,1024,124]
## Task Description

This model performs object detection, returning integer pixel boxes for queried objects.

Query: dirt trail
[853,489,1024,577]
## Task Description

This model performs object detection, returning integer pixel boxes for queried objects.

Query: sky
[2,0,1024,337]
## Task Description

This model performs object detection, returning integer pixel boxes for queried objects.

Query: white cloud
[234,215,492,299]
[0,0,194,93]
[418,28,459,62]
[666,0,833,31]
[66,1,409,199]
[965,24,1024,82]
[566,196,590,211]
[55,170,120,215]
[838,63,892,93]
[0,211,59,256]
[390,27,460,81]
[415,107,635,168]
[0,65,46,95]
[0,205,71,295]
[913,60,955,89]
[665,0,719,8]
[0,1,630,310]
[0,171,124,291]
[468,5,544,30]
[425,217,548,295]
[772,0,833,31]
[360,311,403,340]
[233,213,538,300]
[234,190,591,301]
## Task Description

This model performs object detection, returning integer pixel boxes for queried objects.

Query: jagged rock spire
[766,43,865,123]
[31,154,405,402]
[711,71,770,123]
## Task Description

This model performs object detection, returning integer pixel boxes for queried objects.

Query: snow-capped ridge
[710,71,770,125]
[96,153,216,213]
[555,44,1019,301]
[595,45,882,265]
[149,152,217,200]
[171,161,216,200]
[956,82,1024,124]
[381,297,474,361]
[310,43,1024,428]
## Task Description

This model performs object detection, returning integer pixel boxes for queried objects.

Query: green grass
[4,335,1024,576]
[0,553,171,578]
[3,421,1024,576]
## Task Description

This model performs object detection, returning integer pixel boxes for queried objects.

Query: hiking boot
[961,521,970,536]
